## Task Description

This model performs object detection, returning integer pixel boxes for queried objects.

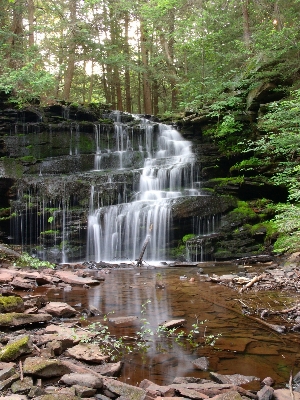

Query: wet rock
[11,376,33,394]
[0,335,33,362]
[23,356,71,377]
[209,372,260,386]
[54,270,101,286]
[0,295,24,313]
[65,343,110,364]
[257,385,274,400]
[108,315,138,326]
[140,379,176,397]
[40,302,77,318]
[23,295,47,309]
[11,277,36,290]
[103,377,146,400]
[159,319,186,329]
[0,312,52,327]
[60,372,103,389]
[192,357,209,371]
[94,361,123,376]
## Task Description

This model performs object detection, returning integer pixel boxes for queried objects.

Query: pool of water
[37,263,300,387]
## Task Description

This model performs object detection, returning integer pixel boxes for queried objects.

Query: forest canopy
[0,0,300,113]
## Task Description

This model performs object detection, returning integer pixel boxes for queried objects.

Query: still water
[42,263,300,388]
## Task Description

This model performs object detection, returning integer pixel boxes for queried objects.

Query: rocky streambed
[1,255,300,399]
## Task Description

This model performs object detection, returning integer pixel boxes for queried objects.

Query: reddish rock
[60,372,103,389]
[40,302,77,318]
[159,319,186,329]
[65,343,110,363]
[54,270,101,286]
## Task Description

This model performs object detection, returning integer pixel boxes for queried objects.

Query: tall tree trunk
[28,0,34,46]
[242,0,251,49]
[9,0,24,68]
[88,60,94,103]
[63,0,77,101]
[140,22,152,114]
[124,12,132,113]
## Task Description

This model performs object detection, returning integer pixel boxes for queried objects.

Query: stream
[31,262,300,388]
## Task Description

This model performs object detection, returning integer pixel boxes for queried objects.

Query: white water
[87,118,200,263]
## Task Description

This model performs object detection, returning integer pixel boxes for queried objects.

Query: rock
[0,269,16,283]
[108,315,138,325]
[0,296,24,313]
[0,396,27,400]
[34,394,81,399]
[11,277,36,290]
[0,365,16,381]
[94,361,123,376]
[40,302,77,318]
[23,356,71,377]
[60,372,103,389]
[65,343,110,363]
[73,384,97,397]
[139,379,176,397]
[23,294,47,309]
[0,312,52,327]
[273,388,300,399]
[11,376,33,394]
[159,319,186,329]
[54,271,100,286]
[0,373,20,391]
[0,335,33,362]
[209,372,260,386]
[192,357,209,371]
[262,377,274,387]
[103,377,146,400]
[209,391,243,399]
[257,385,274,400]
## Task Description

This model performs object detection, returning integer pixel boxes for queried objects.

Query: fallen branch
[19,360,23,381]
[289,370,295,400]
[239,274,265,293]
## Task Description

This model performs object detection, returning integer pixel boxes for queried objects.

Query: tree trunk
[140,21,152,114]
[242,0,251,49]
[63,0,77,101]
[124,12,132,113]
[28,0,35,46]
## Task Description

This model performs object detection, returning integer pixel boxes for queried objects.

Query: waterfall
[87,117,200,263]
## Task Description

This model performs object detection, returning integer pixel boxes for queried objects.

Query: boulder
[23,356,71,378]
[65,343,110,363]
[60,372,103,389]
[40,302,77,318]
[0,335,33,362]
[0,295,24,313]
[0,312,52,327]
[103,377,146,400]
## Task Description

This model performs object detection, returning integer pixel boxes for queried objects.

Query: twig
[33,343,41,353]
[289,370,295,400]
[239,274,265,293]
[19,360,23,381]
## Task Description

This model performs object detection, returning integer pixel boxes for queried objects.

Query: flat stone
[0,269,16,283]
[0,366,15,381]
[0,373,20,391]
[65,343,110,363]
[103,377,146,400]
[209,391,243,399]
[108,315,138,325]
[73,384,97,397]
[11,376,33,394]
[159,319,186,329]
[11,277,36,290]
[0,312,52,327]
[0,335,33,362]
[23,356,71,378]
[210,372,260,385]
[175,387,209,399]
[60,372,103,389]
[54,270,100,286]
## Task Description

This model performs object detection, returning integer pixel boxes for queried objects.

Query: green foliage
[0,62,56,107]
[230,157,269,173]
[272,204,300,254]
[14,252,55,269]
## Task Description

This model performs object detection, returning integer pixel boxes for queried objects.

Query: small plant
[14,252,55,269]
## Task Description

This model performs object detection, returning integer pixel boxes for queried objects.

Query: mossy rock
[0,295,24,313]
[0,335,32,362]
[0,312,52,327]
[23,356,71,377]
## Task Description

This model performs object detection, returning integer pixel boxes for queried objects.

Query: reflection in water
[44,265,300,387]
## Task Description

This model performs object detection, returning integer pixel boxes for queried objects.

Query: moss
[0,296,24,313]
[0,335,30,362]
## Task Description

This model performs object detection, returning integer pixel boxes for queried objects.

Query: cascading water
[87,116,201,263]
